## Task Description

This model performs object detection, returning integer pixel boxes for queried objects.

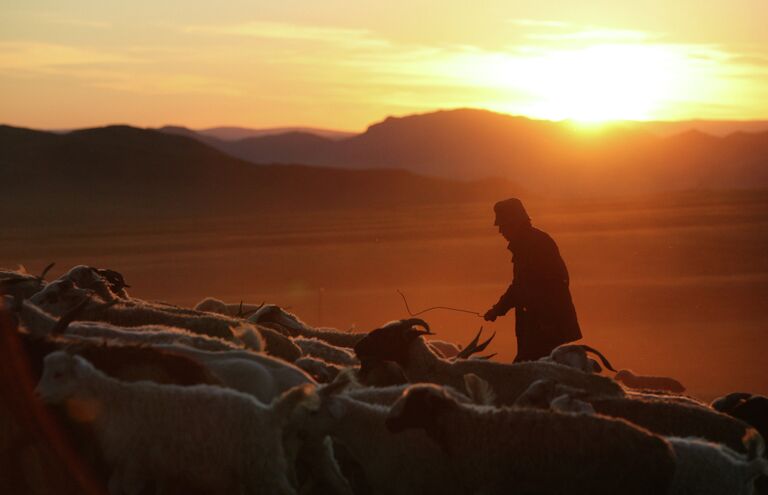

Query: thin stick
[397,289,482,317]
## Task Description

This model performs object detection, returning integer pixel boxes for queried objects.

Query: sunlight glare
[522,44,685,122]
[458,43,693,123]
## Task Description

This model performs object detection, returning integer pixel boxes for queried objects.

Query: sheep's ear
[590,359,602,373]
[463,373,496,406]
[273,383,320,419]
[321,368,357,397]
[71,355,92,378]
[743,429,766,460]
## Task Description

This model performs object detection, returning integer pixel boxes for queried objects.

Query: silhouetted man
[484,198,581,361]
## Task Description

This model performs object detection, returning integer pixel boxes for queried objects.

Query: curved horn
[456,327,483,359]
[578,345,616,373]
[475,353,497,360]
[240,302,266,319]
[38,262,55,281]
[473,331,496,354]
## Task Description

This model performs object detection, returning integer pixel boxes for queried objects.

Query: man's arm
[485,282,518,321]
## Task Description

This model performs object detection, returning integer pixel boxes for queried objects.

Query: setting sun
[520,44,687,122]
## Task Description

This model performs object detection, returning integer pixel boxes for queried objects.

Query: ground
[3,191,767,400]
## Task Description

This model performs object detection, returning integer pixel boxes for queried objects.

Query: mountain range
[0,123,518,226]
[156,109,768,193]
[3,108,767,228]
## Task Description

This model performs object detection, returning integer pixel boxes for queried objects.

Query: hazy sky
[2,0,768,130]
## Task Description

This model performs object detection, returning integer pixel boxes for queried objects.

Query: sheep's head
[64,265,129,301]
[29,279,92,315]
[302,371,357,432]
[353,318,432,367]
[711,392,753,413]
[385,383,457,434]
[95,268,130,292]
[247,304,306,333]
[35,351,93,403]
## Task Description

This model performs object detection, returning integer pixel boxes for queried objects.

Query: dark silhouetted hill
[184,109,768,193]
[0,124,519,227]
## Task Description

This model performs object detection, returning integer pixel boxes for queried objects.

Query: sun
[461,42,692,123]
[520,44,685,123]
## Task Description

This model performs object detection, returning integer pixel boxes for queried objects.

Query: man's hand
[484,307,499,322]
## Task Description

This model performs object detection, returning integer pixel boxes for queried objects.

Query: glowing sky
[2,1,768,129]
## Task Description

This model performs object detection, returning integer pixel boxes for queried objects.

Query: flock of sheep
[1,263,767,494]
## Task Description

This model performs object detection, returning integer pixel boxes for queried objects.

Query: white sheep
[667,435,767,495]
[385,383,677,495]
[18,299,253,352]
[294,337,358,366]
[295,378,463,495]
[248,304,365,348]
[29,281,255,342]
[154,344,316,403]
[343,372,495,407]
[194,297,265,317]
[588,395,759,455]
[353,319,624,405]
[35,351,314,495]
[295,356,343,383]
[61,265,130,301]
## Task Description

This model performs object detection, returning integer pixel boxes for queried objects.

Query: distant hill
[0,124,519,227]
[198,126,355,141]
[174,109,768,193]
[643,120,768,137]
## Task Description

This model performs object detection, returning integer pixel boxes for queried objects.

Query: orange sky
[2,1,768,130]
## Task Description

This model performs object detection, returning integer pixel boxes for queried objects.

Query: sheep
[194,297,264,317]
[727,396,768,441]
[540,343,616,373]
[248,304,365,348]
[353,318,624,405]
[17,332,223,388]
[513,378,597,415]
[294,337,358,366]
[295,377,464,495]
[385,383,676,495]
[60,265,130,301]
[626,389,709,408]
[615,368,686,394]
[714,394,768,493]
[153,344,316,403]
[342,372,495,407]
[589,395,759,454]
[295,356,343,383]
[257,325,303,362]
[36,351,313,495]
[17,298,254,352]
[517,378,767,494]
[29,280,246,341]
[712,392,759,416]
[667,435,768,495]
[0,263,53,300]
